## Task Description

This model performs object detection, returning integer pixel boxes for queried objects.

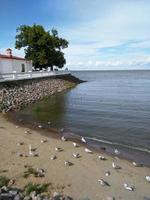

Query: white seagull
[29,144,38,157]
[105,171,111,177]
[17,142,24,146]
[50,155,57,160]
[24,129,31,134]
[55,147,63,152]
[132,162,142,167]
[98,179,110,186]
[81,136,86,143]
[64,161,72,166]
[73,142,79,147]
[61,136,67,141]
[72,153,80,158]
[40,139,47,143]
[38,125,43,129]
[145,176,150,182]
[36,168,45,177]
[114,149,120,155]
[124,183,134,191]
[85,148,92,153]
[112,162,121,169]
[98,155,106,160]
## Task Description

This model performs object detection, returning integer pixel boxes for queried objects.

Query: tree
[15,24,68,70]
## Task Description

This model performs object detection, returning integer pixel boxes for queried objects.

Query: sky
[0,0,150,70]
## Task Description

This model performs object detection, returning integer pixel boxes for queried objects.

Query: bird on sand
[16,142,24,146]
[85,148,92,153]
[40,139,47,143]
[112,162,121,169]
[64,161,73,166]
[146,176,150,182]
[55,147,63,152]
[73,142,79,147]
[98,155,106,160]
[81,136,86,143]
[61,136,67,141]
[72,153,80,158]
[98,179,110,186]
[105,171,111,177]
[123,183,134,191]
[132,161,142,167]
[50,155,57,160]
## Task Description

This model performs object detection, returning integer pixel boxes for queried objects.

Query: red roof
[0,54,26,61]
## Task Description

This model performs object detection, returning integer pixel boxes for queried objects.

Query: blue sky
[0,0,150,70]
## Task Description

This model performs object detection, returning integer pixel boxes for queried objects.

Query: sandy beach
[0,114,150,200]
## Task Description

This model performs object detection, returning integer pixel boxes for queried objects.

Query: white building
[0,48,32,74]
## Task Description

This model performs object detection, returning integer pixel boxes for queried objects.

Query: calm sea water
[14,70,150,165]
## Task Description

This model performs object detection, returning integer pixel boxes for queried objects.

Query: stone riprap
[0,77,75,113]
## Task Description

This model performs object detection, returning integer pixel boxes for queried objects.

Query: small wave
[85,136,150,154]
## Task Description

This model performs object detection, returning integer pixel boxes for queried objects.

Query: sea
[12,70,150,166]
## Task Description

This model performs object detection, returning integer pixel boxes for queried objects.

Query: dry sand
[0,114,150,200]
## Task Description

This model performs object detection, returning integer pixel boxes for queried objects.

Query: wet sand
[0,114,150,200]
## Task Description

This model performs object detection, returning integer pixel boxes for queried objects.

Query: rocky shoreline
[0,75,79,113]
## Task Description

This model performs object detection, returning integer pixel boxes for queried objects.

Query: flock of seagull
[15,125,150,197]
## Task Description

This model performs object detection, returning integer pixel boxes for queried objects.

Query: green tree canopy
[15,24,68,70]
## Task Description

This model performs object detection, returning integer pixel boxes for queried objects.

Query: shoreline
[0,114,150,199]
[6,111,150,168]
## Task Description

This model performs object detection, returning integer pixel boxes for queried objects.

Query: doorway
[21,64,25,72]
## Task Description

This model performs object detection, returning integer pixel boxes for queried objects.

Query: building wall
[0,59,32,74]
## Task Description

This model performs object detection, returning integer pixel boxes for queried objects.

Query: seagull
[98,155,106,160]
[81,136,86,143]
[36,168,45,177]
[106,197,115,200]
[41,139,47,143]
[60,128,64,133]
[132,162,142,167]
[29,144,38,157]
[73,142,79,147]
[145,176,150,182]
[114,149,120,155]
[55,147,63,152]
[98,179,110,186]
[72,153,80,158]
[64,161,73,166]
[85,148,92,153]
[50,155,57,160]
[24,129,31,134]
[105,171,111,177]
[16,142,24,146]
[123,183,134,191]
[16,152,23,157]
[38,125,43,129]
[61,136,67,141]
[112,162,121,169]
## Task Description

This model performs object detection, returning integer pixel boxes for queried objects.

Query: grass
[24,183,49,195]
[23,167,37,178]
[0,176,10,187]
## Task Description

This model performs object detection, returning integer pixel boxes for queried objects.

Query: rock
[1,186,8,193]
[0,193,13,200]
[14,194,23,200]
[9,190,18,196]
[63,196,73,200]
[23,196,31,200]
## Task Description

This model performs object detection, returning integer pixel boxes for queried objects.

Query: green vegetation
[23,167,37,178]
[0,176,10,187]
[15,24,68,70]
[24,183,49,195]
